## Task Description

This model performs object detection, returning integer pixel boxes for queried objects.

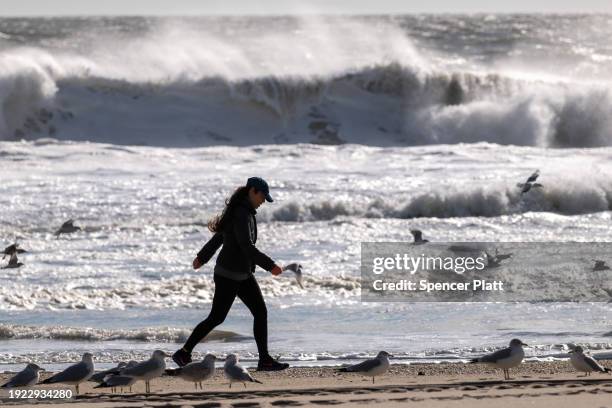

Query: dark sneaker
[172,349,192,367]
[257,357,289,371]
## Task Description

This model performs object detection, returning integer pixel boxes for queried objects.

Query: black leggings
[183,274,269,358]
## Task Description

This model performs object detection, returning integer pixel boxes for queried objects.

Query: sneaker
[172,349,192,367]
[257,356,289,371]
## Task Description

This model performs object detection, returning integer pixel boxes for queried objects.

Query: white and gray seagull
[166,353,217,390]
[337,351,392,384]
[39,352,94,394]
[569,346,611,376]
[1,363,44,388]
[470,339,528,380]
[224,354,262,389]
[283,263,304,288]
[112,350,170,393]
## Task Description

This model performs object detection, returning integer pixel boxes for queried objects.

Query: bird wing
[344,358,381,372]
[584,355,605,372]
[46,362,89,383]
[105,375,135,387]
[479,347,512,363]
[226,364,252,381]
[8,253,17,265]
[121,359,157,377]
[526,172,539,183]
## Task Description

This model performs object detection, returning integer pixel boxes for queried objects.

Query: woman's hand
[271,265,283,276]
[193,257,203,270]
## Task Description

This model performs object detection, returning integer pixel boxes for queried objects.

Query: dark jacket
[196,199,275,278]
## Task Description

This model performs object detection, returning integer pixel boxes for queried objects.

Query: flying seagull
[337,351,392,384]
[55,219,81,237]
[283,263,304,288]
[3,243,26,259]
[470,339,528,380]
[517,170,543,194]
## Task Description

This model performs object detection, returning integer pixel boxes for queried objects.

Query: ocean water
[0,15,611,371]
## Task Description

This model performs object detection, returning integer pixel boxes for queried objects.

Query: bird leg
[199,381,203,389]
[243,382,247,388]
[76,384,79,395]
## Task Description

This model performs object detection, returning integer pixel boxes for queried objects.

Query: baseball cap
[246,177,273,202]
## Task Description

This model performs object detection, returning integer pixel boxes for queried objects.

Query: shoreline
[1,361,611,407]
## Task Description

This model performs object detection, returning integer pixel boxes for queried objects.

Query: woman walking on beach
[173,177,289,371]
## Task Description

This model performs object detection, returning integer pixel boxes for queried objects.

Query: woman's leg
[182,275,239,353]
[236,275,269,358]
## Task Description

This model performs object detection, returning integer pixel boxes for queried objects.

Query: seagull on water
[166,353,216,390]
[55,219,81,237]
[410,230,429,245]
[470,339,527,380]
[283,263,304,288]
[337,351,392,384]
[569,346,611,376]
[39,352,94,394]
[592,260,610,271]
[1,363,44,388]
[224,354,262,389]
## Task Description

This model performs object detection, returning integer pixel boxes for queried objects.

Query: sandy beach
[1,361,611,407]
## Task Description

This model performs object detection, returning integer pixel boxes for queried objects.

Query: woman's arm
[194,232,224,269]
[233,207,275,272]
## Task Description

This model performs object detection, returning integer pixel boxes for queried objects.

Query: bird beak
[568,350,574,354]
[521,343,528,347]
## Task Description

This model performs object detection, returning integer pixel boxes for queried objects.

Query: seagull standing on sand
[109,350,169,393]
[39,352,94,394]
[1,363,44,388]
[3,243,26,259]
[166,354,216,390]
[337,351,392,384]
[1,253,24,269]
[517,170,543,194]
[224,354,262,389]
[410,230,429,245]
[569,346,611,376]
[55,219,81,237]
[283,263,304,288]
[470,339,527,380]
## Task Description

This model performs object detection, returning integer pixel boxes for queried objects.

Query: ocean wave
[0,275,361,311]
[0,324,240,343]
[265,179,612,221]
[1,47,612,148]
